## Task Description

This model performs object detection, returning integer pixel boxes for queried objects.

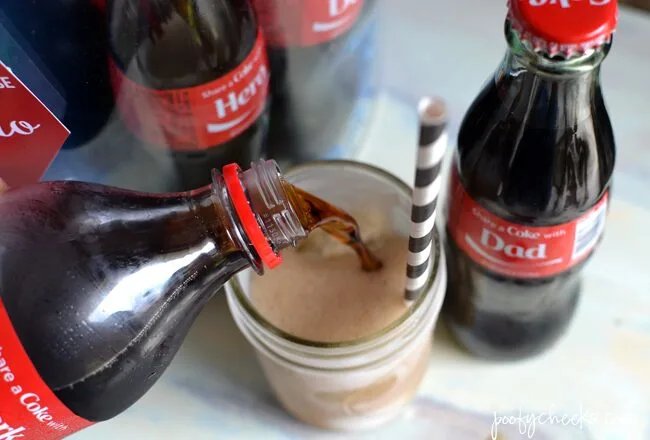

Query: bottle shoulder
[454,76,615,225]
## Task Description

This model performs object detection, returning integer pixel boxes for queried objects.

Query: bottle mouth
[507,17,612,61]
[505,20,611,74]
[222,160,307,271]
[223,163,282,269]
[506,0,617,60]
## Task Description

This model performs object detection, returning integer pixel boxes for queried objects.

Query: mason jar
[225,160,446,431]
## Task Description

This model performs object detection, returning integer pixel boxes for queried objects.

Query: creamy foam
[251,220,410,342]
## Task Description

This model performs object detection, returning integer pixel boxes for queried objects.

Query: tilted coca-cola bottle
[0,160,309,438]
[442,0,617,360]
[251,0,378,167]
[107,0,270,191]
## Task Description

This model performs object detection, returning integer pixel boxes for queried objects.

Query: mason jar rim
[228,159,442,350]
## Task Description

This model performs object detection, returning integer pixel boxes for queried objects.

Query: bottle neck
[495,21,610,123]
[505,20,611,75]
[210,160,308,273]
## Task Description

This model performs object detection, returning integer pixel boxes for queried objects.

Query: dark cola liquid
[285,184,383,272]
[443,52,615,360]
[108,0,269,191]
[0,183,249,420]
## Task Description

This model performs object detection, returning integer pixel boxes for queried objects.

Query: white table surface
[71,1,650,439]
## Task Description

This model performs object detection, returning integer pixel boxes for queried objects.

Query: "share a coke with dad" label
[447,168,609,279]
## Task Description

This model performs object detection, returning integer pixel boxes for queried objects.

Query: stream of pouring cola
[284,184,384,272]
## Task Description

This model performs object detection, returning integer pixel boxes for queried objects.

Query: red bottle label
[109,31,269,152]
[0,300,93,439]
[252,0,364,47]
[447,168,609,279]
[0,62,70,187]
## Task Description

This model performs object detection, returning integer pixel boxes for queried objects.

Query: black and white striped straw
[404,97,448,302]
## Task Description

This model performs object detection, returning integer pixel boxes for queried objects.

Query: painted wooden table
[71,1,650,439]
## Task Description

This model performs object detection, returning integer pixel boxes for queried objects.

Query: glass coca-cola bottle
[0,160,309,438]
[442,0,618,360]
[251,0,378,168]
[107,0,270,191]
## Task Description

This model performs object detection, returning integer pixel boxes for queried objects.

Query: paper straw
[404,97,448,302]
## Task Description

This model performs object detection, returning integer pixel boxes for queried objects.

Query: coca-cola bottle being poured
[0,160,355,438]
[107,0,270,191]
[0,159,382,438]
[442,0,618,360]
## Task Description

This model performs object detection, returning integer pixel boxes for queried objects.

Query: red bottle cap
[508,0,618,57]
[223,163,282,270]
